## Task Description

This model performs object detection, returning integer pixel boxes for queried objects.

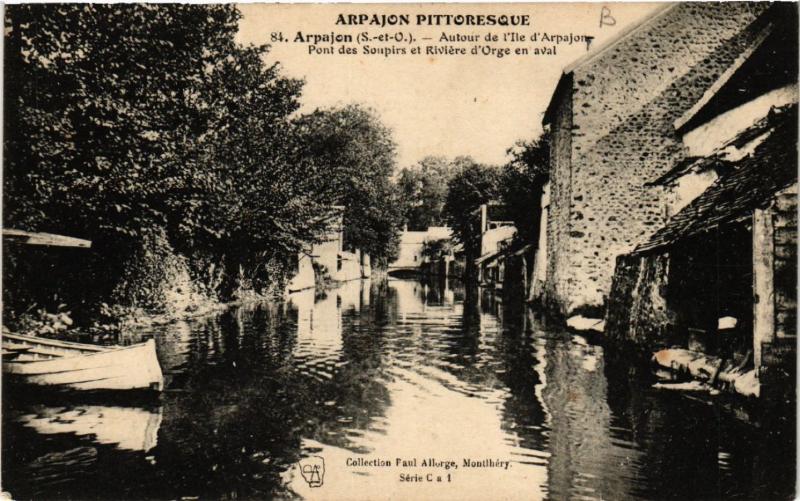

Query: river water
[2,278,795,500]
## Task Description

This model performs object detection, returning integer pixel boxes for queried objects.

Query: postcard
[2,2,797,500]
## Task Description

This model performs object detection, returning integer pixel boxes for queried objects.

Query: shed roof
[634,104,797,255]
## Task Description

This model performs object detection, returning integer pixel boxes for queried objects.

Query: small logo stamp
[298,456,325,488]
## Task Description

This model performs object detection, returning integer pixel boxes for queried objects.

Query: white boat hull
[3,334,163,392]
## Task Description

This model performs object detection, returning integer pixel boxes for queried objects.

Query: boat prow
[2,333,164,392]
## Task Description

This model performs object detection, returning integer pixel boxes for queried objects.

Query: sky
[236,3,666,169]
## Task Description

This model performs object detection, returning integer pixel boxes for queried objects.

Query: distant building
[538,3,774,315]
[310,206,345,280]
[286,253,315,293]
[288,206,371,291]
[388,226,453,273]
[473,203,517,287]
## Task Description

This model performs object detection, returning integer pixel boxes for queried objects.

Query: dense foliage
[396,156,454,231]
[442,157,502,260]
[3,4,400,318]
[499,136,549,244]
[293,105,404,266]
[431,138,549,281]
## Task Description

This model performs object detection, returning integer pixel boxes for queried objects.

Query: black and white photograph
[1,2,798,499]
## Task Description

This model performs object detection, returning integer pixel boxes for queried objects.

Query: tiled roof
[634,104,797,255]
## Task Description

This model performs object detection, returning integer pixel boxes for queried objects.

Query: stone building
[604,3,797,400]
[387,226,452,274]
[538,2,776,316]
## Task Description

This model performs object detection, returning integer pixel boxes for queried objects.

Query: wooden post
[752,208,774,373]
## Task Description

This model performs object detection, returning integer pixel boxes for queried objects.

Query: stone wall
[545,2,770,315]
[543,76,573,316]
[605,252,675,351]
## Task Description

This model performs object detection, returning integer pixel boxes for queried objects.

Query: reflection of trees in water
[291,281,392,452]
[151,290,364,496]
[7,280,793,500]
[152,304,310,498]
[150,283,797,500]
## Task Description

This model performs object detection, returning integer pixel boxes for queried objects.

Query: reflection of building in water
[290,289,342,365]
[388,279,427,316]
[289,279,372,373]
[388,278,459,324]
[538,336,639,500]
[443,282,455,305]
[17,405,162,452]
[360,278,371,309]
[338,278,363,312]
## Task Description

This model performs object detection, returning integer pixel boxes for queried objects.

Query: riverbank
[514,288,773,417]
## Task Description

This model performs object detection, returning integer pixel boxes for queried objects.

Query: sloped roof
[634,104,797,255]
[543,4,677,125]
[398,231,429,245]
[645,110,778,187]
[426,226,452,240]
[562,4,677,75]
[475,250,501,266]
[675,5,797,133]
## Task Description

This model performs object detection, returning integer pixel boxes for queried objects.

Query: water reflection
[2,277,794,500]
[16,404,161,452]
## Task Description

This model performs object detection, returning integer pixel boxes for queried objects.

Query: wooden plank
[2,229,91,248]
[753,208,775,370]
[3,333,108,351]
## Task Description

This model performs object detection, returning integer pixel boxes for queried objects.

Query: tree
[396,156,453,231]
[3,4,339,310]
[499,136,550,244]
[5,5,240,242]
[442,158,502,265]
[293,105,404,265]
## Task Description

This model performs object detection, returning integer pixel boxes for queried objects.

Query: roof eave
[564,3,678,75]
[673,23,775,133]
[542,72,573,126]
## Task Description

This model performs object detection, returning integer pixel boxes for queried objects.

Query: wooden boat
[2,333,163,392]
